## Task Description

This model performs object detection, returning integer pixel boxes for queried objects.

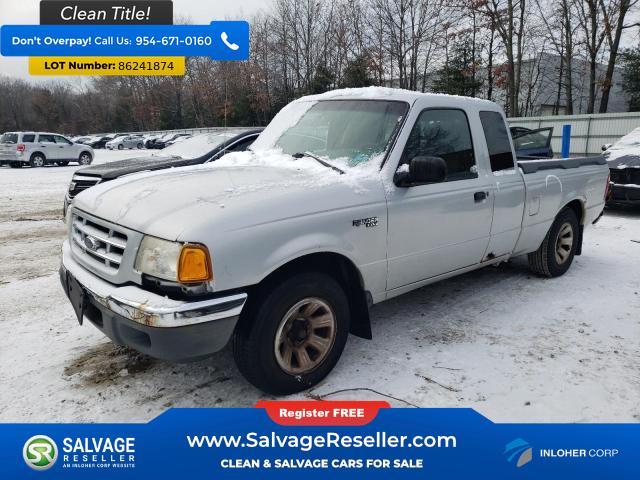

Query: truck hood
[605,149,640,169]
[73,155,385,241]
[74,155,202,180]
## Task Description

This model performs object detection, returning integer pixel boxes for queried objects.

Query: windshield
[155,132,236,159]
[1,133,19,144]
[253,100,408,167]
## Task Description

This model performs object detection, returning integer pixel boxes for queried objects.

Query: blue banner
[0,22,249,60]
[1,405,637,479]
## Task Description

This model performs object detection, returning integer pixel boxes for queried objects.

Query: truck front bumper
[59,241,247,362]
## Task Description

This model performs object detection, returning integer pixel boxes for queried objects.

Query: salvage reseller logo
[23,435,58,470]
[22,435,137,470]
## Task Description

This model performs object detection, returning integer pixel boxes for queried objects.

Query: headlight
[134,236,213,283]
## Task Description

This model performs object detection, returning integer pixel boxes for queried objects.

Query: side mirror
[601,144,612,151]
[394,156,447,187]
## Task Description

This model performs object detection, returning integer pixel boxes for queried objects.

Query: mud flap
[66,272,86,325]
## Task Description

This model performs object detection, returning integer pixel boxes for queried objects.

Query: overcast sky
[0,0,270,81]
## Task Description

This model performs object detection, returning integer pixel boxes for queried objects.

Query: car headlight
[134,236,213,283]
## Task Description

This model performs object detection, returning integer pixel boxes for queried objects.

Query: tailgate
[0,143,18,161]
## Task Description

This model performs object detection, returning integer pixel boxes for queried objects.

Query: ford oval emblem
[84,236,99,251]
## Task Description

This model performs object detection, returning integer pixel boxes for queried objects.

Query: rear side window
[53,135,72,145]
[402,109,477,181]
[479,111,515,172]
[22,134,35,142]
[38,134,55,143]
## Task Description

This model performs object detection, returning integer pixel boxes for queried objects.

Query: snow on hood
[605,127,640,167]
[73,149,386,241]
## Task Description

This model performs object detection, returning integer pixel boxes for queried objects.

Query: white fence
[508,112,640,157]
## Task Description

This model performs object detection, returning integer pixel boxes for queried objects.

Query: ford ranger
[59,88,609,394]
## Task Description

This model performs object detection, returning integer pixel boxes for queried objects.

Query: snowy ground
[0,150,639,424]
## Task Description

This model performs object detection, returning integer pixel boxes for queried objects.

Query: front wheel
[117,144,124,150]
[232,272,350,395]
[528,208,579,277]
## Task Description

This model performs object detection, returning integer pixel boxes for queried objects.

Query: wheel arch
[252,252,372,340]
[559,198,585,255]
[29,151,46,160]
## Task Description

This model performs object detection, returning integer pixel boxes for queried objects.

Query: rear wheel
[232,272,350,394]
[528,208,579,277]
[78,152,92,165]
[29,153,45,168]
[137,142,143,149]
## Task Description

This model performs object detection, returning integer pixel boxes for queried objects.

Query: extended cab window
[479,111,515,172]
[402,109,477,181]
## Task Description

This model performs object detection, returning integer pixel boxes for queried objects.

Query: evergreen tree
[432,43,482,97]
[621,47,640,112]
[341,55,374,88]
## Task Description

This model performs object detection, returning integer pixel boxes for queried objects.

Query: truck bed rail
[517,156,606,174]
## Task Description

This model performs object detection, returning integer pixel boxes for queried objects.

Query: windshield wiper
[292,152,344,174]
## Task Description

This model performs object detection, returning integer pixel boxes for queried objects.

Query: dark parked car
[604,127,640,206]
[510,126,554,158]
[147,133,191,149]
[64,128,263,215]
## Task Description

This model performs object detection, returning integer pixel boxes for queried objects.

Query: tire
[29,153,45,168]
[57,161,69,167]
[137,143,143,149]
[78,152,92,165]
[528,208,579,277]
[117,144,124,150]
[233,272,350,395]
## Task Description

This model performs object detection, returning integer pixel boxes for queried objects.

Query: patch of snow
[396,163,410,173]
[605,127,640,162]
[493,168,517,176]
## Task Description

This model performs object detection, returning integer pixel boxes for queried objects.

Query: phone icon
[220,32,240,51]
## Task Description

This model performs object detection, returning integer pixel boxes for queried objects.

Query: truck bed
[517,156,606,174]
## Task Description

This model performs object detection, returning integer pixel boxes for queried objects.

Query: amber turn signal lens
[178,245,212,283]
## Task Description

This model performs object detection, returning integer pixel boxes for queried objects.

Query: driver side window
[401,109,477,182]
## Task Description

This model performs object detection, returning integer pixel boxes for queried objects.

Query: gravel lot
[0,150,638,423]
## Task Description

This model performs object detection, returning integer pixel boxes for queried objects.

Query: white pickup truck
[60,88,609,394]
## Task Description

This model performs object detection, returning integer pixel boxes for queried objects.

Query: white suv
[0,132,94,168]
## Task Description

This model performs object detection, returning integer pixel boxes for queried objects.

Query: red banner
[255,400,390,426]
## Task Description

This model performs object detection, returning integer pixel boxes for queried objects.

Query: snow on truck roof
[296,87,500,108]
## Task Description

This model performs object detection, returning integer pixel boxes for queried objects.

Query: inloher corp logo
[504,438,533,468]
[23,435,59,471]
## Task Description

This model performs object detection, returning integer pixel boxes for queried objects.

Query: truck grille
[610,168,640,185]
[68,176,100,198]
[71,211,128,272]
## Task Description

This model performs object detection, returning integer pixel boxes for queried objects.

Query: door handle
[474,191,488,202]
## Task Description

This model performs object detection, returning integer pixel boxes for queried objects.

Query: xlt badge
[352,217,378,228]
